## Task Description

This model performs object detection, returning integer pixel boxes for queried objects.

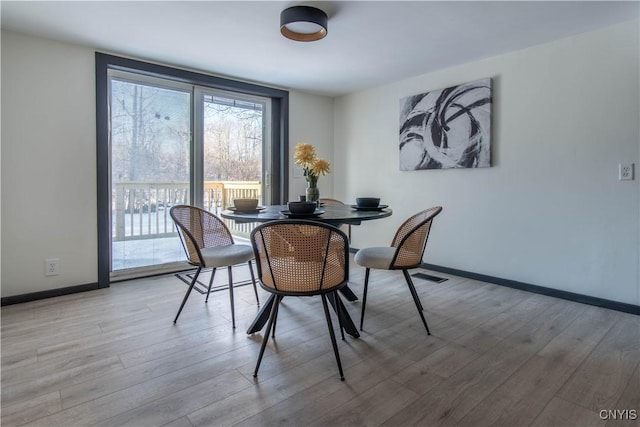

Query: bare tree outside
[203,96,263,181]
[111,84,263,184]
[111,80,191,183]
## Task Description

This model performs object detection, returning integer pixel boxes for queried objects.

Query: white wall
[0,30,335,298]
[1,31,98,297]
[334,20,640,305]
[288,91,334,201]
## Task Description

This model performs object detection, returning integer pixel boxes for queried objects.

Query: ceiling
[2,1,638,97]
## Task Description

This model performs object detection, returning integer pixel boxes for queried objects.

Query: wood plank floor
[2,263,639,426]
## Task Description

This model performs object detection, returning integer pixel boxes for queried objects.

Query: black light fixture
[280,5,328,42]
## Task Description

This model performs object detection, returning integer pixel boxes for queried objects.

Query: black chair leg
[174,266,202,323]
[254,295,282,378]
[409,272,424,311]
[248,260,260,306]
[321,294,345,381]
[228,266,236,328]
[360,268,370,331]
[402,269,431,335]
[205,267,217,303]
[271,297,280,338]
[334,292,345,340]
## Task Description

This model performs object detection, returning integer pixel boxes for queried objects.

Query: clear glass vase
[306,184,320,203]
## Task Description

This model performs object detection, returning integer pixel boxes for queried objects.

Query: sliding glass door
[97,53,288,286]
[108,71,273,277]
[109,72,191,273]
[195,88,271,214]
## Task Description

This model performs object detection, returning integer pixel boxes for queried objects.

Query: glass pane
[110,78,191,271]
[202,94,264,240]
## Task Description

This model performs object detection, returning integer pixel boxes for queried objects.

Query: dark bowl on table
[288,201,317,214]
[356,197,381,208]
[233,198,259,211]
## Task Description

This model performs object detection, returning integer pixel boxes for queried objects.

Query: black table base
[246,286,360,338]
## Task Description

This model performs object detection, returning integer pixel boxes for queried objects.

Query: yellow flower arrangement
[294,143,331,188]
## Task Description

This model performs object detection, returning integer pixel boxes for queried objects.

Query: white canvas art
[399,78,492,170]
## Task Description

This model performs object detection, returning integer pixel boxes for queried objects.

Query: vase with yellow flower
[294,142,331,203]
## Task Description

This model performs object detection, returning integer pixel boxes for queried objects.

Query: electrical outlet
[45,258,59,276]
[619,163,634,181]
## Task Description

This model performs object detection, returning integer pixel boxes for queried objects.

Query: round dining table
[220,203,392,225]
[221,203,392,338]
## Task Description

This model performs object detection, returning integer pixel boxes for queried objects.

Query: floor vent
[411,272,448,283]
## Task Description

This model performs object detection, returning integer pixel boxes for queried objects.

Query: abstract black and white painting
[399,78,492,170]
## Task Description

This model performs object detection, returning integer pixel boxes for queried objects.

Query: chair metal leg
[174,266,202,323]
[205,267,217,303]
[408,272,424,311]
[321,294,345,381]
[248,260,260,306]
[334,292,345,341]
[254,295,282,378]
[360,268,370,331]
[271,297,280,338]
[402,269,431,335]
[228,266,236,328]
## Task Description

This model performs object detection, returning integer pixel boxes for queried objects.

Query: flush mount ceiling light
[280,5,328,42]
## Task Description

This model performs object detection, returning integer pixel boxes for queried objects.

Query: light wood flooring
[2,262,639,426]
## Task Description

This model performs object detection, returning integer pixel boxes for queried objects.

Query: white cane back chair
[250,219,350,380]
[354,206,442,334]
[170,205,259,327]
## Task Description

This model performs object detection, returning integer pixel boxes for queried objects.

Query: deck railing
[112,181,261,241]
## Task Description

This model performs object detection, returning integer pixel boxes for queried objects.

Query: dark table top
[221,203,392,225]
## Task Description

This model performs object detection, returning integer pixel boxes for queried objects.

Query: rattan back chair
[354,206,442,334]
[320,198,351,241]
[170,205,259,327]
[250,219,350,380]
